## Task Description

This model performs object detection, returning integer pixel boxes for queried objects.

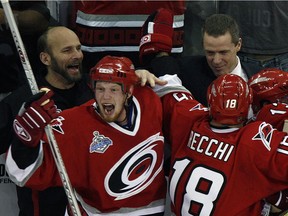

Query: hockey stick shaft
[1,0,38,94]
[0,1,81,215]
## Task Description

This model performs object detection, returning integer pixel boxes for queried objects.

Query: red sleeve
[162,91,208,145]
[255,103,288,131]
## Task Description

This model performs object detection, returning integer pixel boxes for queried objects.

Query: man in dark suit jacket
[146,14,263,106]
[177,14,263,106]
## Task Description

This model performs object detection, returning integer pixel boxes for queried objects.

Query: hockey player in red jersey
[6,56,168,215]
[152,73,288,216]
[248,68,288,215]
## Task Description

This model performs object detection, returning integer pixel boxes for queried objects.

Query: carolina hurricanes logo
[140,34,152,46]
[13,119,31,141]
[104,133,164,200]
[252,122,275,151]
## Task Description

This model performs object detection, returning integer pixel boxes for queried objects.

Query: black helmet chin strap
[120,94,135,130]
[125,93,133,107]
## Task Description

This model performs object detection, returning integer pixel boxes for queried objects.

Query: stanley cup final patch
[90,131,113,153]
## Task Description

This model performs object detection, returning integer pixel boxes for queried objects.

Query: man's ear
[236,38,242,51]
[40,52,50,66]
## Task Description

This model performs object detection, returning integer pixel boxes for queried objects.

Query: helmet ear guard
[207,74,253,125]
[90,55,139,93]
[248,68,288,113]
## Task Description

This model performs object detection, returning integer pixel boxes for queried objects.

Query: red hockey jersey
[162,91,288,216]
[7,86,166,215]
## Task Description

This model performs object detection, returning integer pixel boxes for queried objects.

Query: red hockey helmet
[207,74,253,125]
[90,55,139,92]
[248,68,288,113]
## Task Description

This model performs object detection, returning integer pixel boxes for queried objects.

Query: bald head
[37,26,81,54]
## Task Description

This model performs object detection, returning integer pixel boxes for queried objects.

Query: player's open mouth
[103,104,114,115]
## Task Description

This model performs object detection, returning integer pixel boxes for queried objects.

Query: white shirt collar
[230,56,248,82]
